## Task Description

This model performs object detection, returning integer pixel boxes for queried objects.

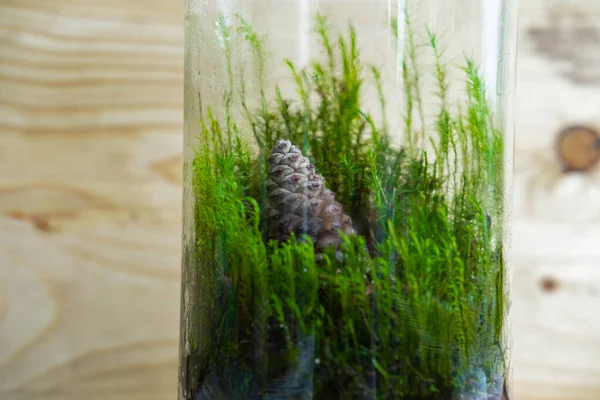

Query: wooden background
[1,0,599,399]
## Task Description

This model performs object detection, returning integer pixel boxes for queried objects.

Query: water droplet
[314,358,321,365]
[304,268,308,272]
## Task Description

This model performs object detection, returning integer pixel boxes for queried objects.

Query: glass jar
[180,1,519,399]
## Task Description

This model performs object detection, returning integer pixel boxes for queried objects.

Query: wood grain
[1,0,600,399]
[512,1,600,399]
[0,1,183,399]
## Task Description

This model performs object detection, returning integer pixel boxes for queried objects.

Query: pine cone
[266,138,355,256]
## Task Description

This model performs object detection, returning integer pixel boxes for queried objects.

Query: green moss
[183,11,508,400]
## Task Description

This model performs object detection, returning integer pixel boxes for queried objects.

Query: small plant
[182,10,508,400]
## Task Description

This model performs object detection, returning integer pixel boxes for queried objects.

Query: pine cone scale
[268,188,291,206]
[281,174,309,193]
[270,165,295,180]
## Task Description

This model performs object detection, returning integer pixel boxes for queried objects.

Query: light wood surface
[0,1,183,399]
[1,0,599,399]
[511,1,600,398]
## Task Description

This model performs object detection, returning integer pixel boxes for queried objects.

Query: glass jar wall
[180,1,519,399]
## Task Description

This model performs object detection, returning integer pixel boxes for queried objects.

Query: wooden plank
[512,0,600,399]
[0,1,183,399]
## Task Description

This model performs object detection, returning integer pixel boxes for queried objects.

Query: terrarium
[179,1,518,399]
